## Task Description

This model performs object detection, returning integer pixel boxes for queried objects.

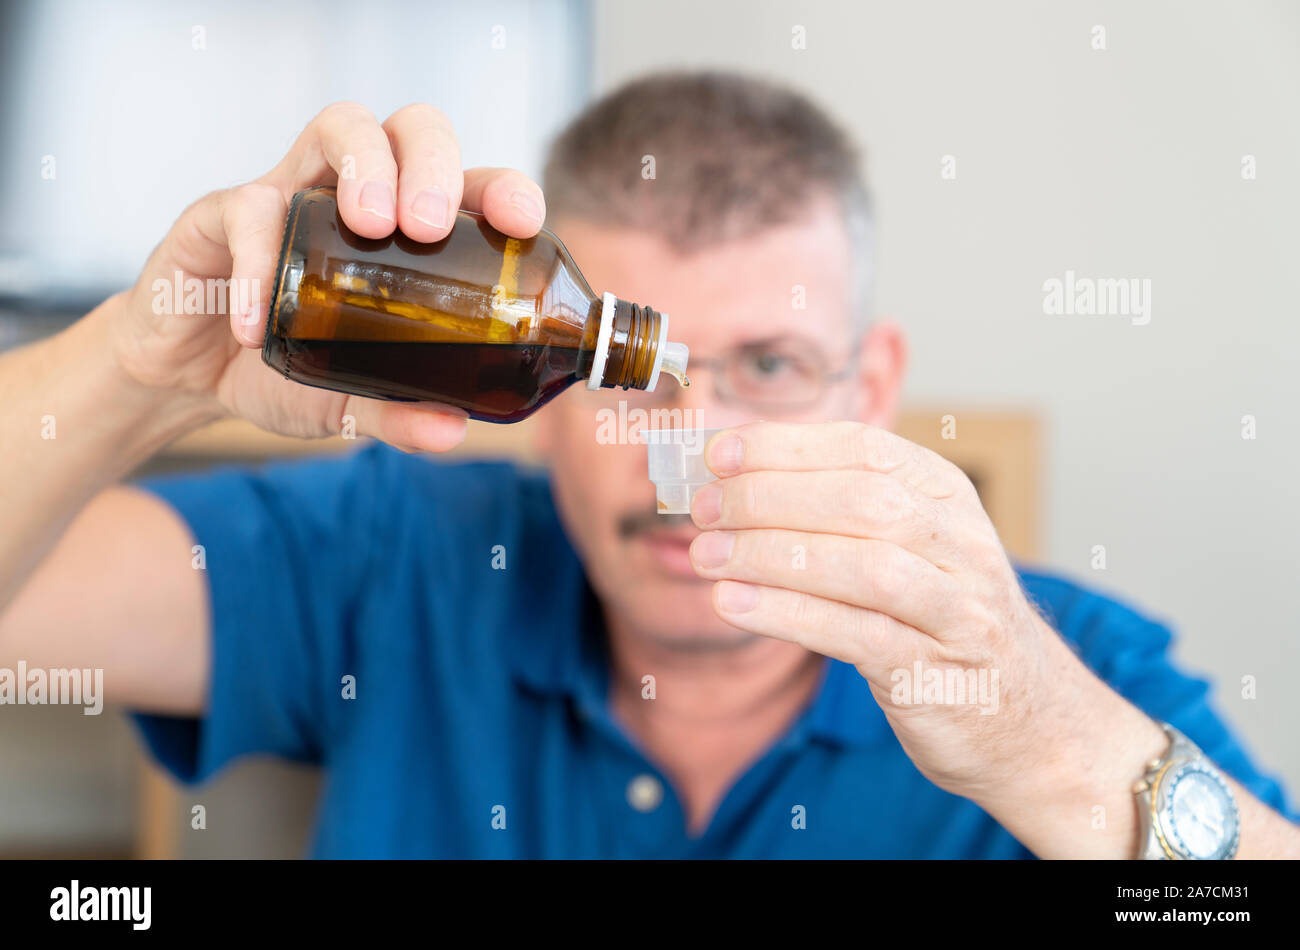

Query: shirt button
[626,774,664,813]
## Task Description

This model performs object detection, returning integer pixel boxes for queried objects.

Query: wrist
[974,631,1168,858]
[63,292,227,456]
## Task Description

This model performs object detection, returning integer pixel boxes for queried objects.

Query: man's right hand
[0,102,550,710]
[111,101,549,453]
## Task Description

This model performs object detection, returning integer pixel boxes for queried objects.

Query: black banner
[0,858,1286,937]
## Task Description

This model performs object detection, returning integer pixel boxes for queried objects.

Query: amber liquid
[278,338,582,422]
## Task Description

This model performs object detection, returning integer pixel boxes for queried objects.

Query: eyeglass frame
[659,330,866,413]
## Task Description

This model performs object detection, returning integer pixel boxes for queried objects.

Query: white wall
[592,0,1300,794]
[0,0,589,295]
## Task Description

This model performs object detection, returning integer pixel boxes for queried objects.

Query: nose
[655,362,756,431]
[651,362,712,427]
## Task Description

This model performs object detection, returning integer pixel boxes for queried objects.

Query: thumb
[341,396,469,453]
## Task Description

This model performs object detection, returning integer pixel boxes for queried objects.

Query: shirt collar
[507,473,889,745]
[507,565,892,751]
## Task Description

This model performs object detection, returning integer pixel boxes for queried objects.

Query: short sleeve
[127,443,392,784]
[1020,568,1299,823]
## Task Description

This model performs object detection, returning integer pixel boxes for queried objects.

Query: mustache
[617,507,695,539]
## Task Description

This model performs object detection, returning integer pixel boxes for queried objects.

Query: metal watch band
[1133,722,1239,860]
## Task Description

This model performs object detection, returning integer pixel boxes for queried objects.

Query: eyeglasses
[615,334,861,413]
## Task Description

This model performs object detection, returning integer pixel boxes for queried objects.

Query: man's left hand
[688,420,1168,856]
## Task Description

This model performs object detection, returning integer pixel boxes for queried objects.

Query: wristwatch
[1133,722,1240,859]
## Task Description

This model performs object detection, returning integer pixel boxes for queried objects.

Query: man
[1,72,1296,858]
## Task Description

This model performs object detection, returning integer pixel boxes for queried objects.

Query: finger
[262,101,399,239]
[220,184,288,346]
[461,166,546,237]
[382,103,464,242]
[705,421,969,501]
[690,528,963,635]
[710,581,931,685]
[340,396,469,453]
[176,184,287,346]
[690,469,967,570]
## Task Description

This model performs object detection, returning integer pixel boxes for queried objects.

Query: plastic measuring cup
[644,427,724,515]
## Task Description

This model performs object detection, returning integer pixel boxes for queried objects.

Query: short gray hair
[543,71,873,333]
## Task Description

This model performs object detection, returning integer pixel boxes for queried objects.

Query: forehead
[549,198,855,351]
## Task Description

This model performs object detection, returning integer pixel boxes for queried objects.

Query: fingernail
[691,481,722,526]
[359,180,396,222]
[411,186,450,229]
[237,305,260,344]
[510,191,544,225]
[692,531,735,569]
[717,581,759,613]
[708,434,744,475]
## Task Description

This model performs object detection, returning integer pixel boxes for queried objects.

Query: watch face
[1160,763,1239,859]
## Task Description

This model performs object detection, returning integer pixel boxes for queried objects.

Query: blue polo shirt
[131,442,1297,857]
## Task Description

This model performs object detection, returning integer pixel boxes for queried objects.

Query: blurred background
[1,0,1296,856]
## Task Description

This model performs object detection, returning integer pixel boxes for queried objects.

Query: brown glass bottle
[262,186,689,422]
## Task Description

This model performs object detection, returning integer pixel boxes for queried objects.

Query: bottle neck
[588,293,665,391]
